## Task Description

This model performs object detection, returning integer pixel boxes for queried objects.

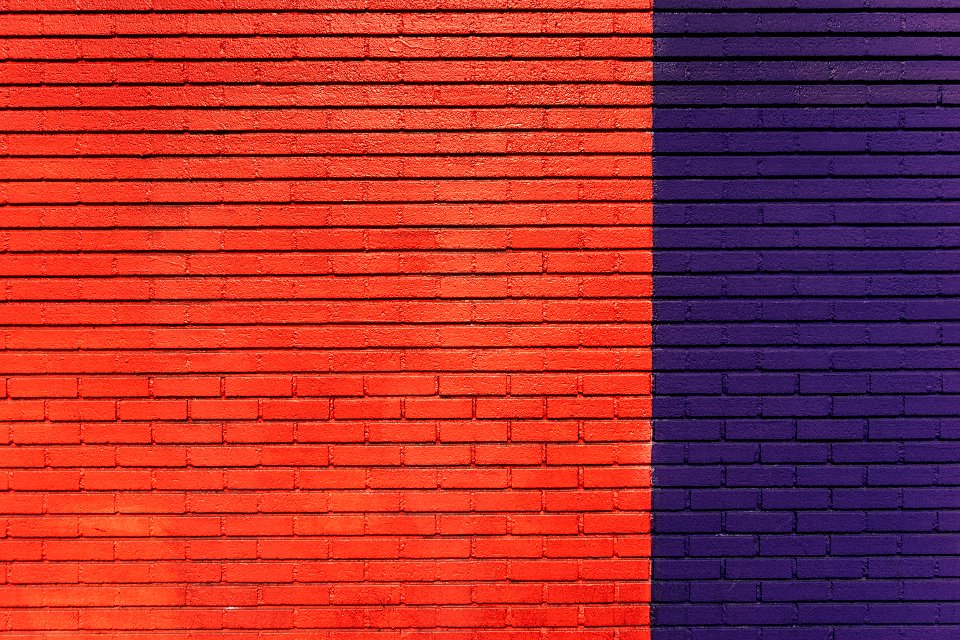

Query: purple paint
[651,2,960,637]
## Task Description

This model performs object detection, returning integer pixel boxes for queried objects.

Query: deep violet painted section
[651,2,960,639]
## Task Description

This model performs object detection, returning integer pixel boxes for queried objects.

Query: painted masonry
[0,1,955,639]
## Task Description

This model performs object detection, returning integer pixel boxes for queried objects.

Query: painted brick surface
[0,1,653,637]
[652,2,960,639]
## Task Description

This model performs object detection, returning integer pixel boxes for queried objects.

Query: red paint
[0,2,652,636]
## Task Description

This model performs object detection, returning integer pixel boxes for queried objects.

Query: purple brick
[759,535,829,557]
[867,604,940,624]
[691,581,758,603]
[726,558,793,580]
[903,580,960,601]
[689,535,758,557]
[868,418,939,440]
[868,558,936,579]
[831,396,903,417]
[725,419,795,441]
[655,559,725,581]
[904,394,960,416]
[796,558,864,579]
[653,582,690,603]
[866,465,936,486]
[761,629,832,640]
[830,443,900,463]
[796,512,866,533]
[830,535,900,556]
[688,443,759,464]
[831,580,900,601]
[799,374,868,395]
[654,604,725,626]
[726,374,798,395]
[937,511,960,532]
[724,604,796,625]
[940,605,960,624]
[655,467,723,488]
[760,444,830,464]
[902,535,960,555]
[832,488,901,510]
[941,557,960,576]
[762,396,831,417]
[796,604,869,625]
[903,442,960,463]
[903,488,960,509]
[835,629,901,640]
[656,419,724,441]
[866,510,936,533]
[762,581,831,602]
[726,465,795,487]
[690,489,760,510]
[796,465,864,487]
[871,372,942,394]
[653,443,688,464]
[655,536,689,559]
[656,513,724,534]
[725,512,795,534]
[761,489,830,510]
[796,419,865,441]
[655,373,724,395]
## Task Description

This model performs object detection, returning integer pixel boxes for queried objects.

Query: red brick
[404,444,471,466]
[296,375,364,397]
[8,377,78,398]
[439,375,507,396]
[368,421,436,442]
[118,400,187,421]
[80,376,150,397]
[365,375,436,396]
[261,399,330,420]
[334,398,402,420]
[476,398,544,419]
[47,400,116,421]
[191,399,258,420]
[152,376,220,397]
[224,375,292,397]
[405,397,472,419]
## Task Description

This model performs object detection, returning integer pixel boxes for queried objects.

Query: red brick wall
[0,2,653,637]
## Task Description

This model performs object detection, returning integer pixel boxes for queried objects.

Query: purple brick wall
[651,2,960,639]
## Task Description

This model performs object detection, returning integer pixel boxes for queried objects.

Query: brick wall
[651,2,959,639]
[0,1,653,637]
[2,1,956,638]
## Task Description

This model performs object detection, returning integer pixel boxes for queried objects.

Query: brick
[8,377,78,398]
[152,376,221,398]
[296,375,364,397]
[476,398,543,419]
[190,399,258,420]
[80,376,149,397]
[334,398,402,420]
[405,398,472,419]
[365,375,436,396]
[224,375,292,397]
[118,400,187,421]
[439,375,507,396]
[261,399,330,420]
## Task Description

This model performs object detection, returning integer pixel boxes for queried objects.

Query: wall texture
[0,0,956,639]
[651,2,959,639]
[0,1,654,638]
